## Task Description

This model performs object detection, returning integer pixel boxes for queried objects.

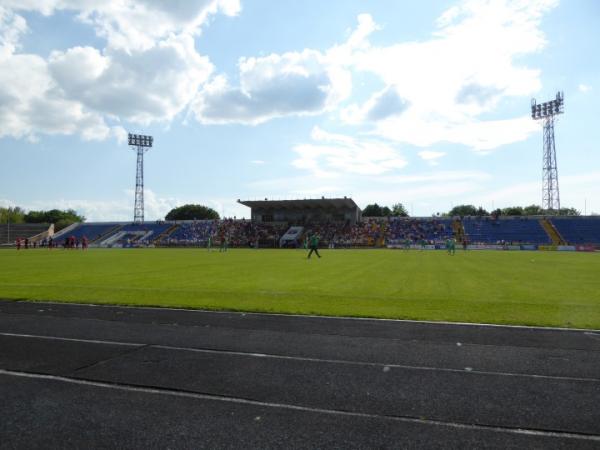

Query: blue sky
[0,0,598,220]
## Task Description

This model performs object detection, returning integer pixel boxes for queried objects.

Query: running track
[1,300,599,449]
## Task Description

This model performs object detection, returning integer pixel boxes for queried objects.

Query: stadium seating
[550,217,600,244]
[0,224,51,245]
[53,223,121,243]
[161,221,216,246]
[10,216,597,248]
[386,217,453,245]
[99,223,172,246]
[462,217,551,244]
[215,220,287,248]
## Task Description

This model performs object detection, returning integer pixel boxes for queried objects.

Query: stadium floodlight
[128,134,153,148]
[531,92,564,213]
[128,133,153,223]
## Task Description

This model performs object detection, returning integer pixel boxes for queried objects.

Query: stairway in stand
[154,224,179,245]
[452,219,466,243]
[539,218,566,245]
[92,224,123,244]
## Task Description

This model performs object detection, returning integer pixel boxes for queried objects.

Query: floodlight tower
[128,133,153,223]
[531,91,564,213]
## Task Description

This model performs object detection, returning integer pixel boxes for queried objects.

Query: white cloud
[0,1,231,141]
[342,0,557,151]
[0,0,559,152]
[191,13,381,125]
[292,126,407,176]
[0,48,122,141]
[246,168,495,215]
[19,189,182,221]
[0,6,27,59]
[3,0,240,52]
[250,160,265,165]
[447,170,600,214]
[376,114,539,152]
[48,36,213,124]
[578,83,591,93]
[193,49,351,125]
[341,86,408,124]
[418,151,445,160]
[418,150,446,165]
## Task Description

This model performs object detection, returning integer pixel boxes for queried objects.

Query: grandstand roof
[238,197,359,210]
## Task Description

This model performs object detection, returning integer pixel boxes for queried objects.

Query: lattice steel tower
[128,133,153,223]
[531,92,564,213]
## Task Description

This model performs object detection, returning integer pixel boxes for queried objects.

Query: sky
[0,0,599,221]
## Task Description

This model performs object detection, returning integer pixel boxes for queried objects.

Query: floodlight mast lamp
[531,91,564,213]
[128,133,153,223]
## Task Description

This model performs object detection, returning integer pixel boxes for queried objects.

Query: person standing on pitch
[207,235,212,252]
[220,234,229,252]
[307,233,321,259]
[446,238,456,255]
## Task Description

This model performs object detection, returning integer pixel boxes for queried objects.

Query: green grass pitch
[1,248,599,329]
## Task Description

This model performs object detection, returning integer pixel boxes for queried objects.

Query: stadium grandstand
[0,223,52,247]
[3,197,594,251]
[238,197,361,225]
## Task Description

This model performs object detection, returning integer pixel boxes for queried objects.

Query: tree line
[0,207,86,230]
[361,203,581,217]
[444,204,580,217]
[0,202,583,227]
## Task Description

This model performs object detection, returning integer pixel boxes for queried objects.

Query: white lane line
[1,368,599,442]
[0,332,141,347]
[2,331,599,383]
[4,311,599,355]
[152,345,600,383]
[585,332,600,340]
[11,300,600,332]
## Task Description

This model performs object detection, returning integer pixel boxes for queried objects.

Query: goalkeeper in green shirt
[307,234,321,259]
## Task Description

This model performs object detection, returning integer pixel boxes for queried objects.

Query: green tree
[501,206,523,216]
[558,207,580,216]
[362,203,392,217]
[24,209,85,224]
[391,203,409,217]
[165,204,220,220]
[447,205,478,217]
[523,205,545,215]
[0,206,25,224]
[362,203,383,217]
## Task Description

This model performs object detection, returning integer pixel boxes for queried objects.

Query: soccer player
[307,234,321,259]
[446,238,456,255]
[207,235,212,252]
[220,235,228,252]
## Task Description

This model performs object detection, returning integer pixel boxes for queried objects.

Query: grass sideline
[1,248,599,329]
